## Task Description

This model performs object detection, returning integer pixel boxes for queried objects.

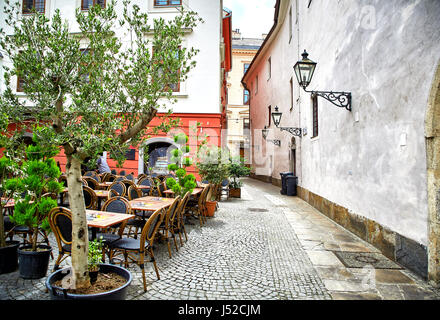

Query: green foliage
[196,145,230,185]
[165,133,197,197]
[228,157,251,188]
[88,237,104,272]
[5,133,63,251]
[0,0,201,285]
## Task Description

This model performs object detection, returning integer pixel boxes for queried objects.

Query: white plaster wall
[246,0,440,245]
[0,0,222,114]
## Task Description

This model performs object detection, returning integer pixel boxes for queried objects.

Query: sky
[223,0,276,39]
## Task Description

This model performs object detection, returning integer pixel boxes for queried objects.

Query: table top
[86,210,134,229]
[129,196,175,212]
[163,187,203,196]
[94,190,110,198]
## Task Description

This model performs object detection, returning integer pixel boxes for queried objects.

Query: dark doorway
[144,142,177,175]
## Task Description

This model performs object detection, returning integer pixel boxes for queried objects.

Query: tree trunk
[65,155,90,289]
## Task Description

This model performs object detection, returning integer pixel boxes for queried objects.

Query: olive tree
[0,0,201,289]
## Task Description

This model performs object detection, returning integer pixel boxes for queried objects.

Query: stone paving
[1,178,439,300]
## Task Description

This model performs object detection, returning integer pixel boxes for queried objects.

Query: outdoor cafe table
[129,196,175,219]
[86,209,134,240]
[162,187,203,197]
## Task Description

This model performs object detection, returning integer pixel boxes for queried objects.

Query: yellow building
[226,30,263,160]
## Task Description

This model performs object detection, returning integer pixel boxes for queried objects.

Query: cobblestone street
[1,178,439,300]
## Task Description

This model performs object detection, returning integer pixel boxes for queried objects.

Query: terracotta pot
[205,201,217,217]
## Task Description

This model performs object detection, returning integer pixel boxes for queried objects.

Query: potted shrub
[228,156,251,198]
[196,145,230,204]
[0,156,21,274]
[166,133,197,197]
[6,136,64,279]
[88,237,103,284]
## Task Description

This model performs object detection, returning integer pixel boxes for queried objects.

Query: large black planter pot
[0,240,20,274]
[17,244,52,279]
[46,264,132,300]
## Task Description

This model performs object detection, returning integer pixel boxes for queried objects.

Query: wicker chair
[108,181,127,198]
[97,197,131,249]
[121,179,137,197]
[127,185,142,200]
[48,207,73,271]
[107,208,164,292]
[158,196,181,258]
[115,176,126,182]
[138,177,154,196]
[103,173,116,183]
[83,185,98,210]
[83,177,100,190]
[189,185,210,227]
[119,170,126,176]
[125,173,134,181]
[174,191,191,246]
[84,171,96,177]
[107,189,119,200]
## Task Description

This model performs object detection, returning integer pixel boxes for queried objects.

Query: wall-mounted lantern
[262,126,281,146]
[294,50,352,111]
[271,106,302,137]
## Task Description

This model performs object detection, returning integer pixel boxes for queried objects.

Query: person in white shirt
[97,153,111,173]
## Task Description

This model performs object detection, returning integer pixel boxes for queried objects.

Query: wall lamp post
[271,106,302,137]
[262,126,281,146]
[294,50,352,111]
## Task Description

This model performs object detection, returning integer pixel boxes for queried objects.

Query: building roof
[232,38,264,50]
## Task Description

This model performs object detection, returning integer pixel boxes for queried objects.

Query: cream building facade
[243,0,440,284]
[226,30,263,159]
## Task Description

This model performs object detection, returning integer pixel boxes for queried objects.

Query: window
[22,0,45,14]
[80,49,92,83]
[81,0,106,10]
[154,46,181,93]
[243,89,249,105]
[243,118,250,130]
[17,76,25,92]
[154,0,182,7]
[312,95,318,137]
[267,57,271,80]
[243,63,250,74]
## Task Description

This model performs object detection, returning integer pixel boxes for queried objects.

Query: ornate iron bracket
[307,90,352,111]
[279,127,302,137]
[266,139,281,147]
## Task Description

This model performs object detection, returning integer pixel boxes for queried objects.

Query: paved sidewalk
[0,178,439,300]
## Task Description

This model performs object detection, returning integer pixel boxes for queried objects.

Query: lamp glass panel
[271,111,282,127]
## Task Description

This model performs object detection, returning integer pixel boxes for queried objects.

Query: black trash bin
[286,176,298,196]
[280,172,294,195]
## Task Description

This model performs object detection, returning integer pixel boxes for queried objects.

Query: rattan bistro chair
[108,208,164,292]
[108,181,127,198]
[158,196,181,258]
[83,185,98,210]
[48,207,73,271]
[138,177,153,196]
[97,197,132,248]
[174,191,191,246]
[127,185,142,201]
